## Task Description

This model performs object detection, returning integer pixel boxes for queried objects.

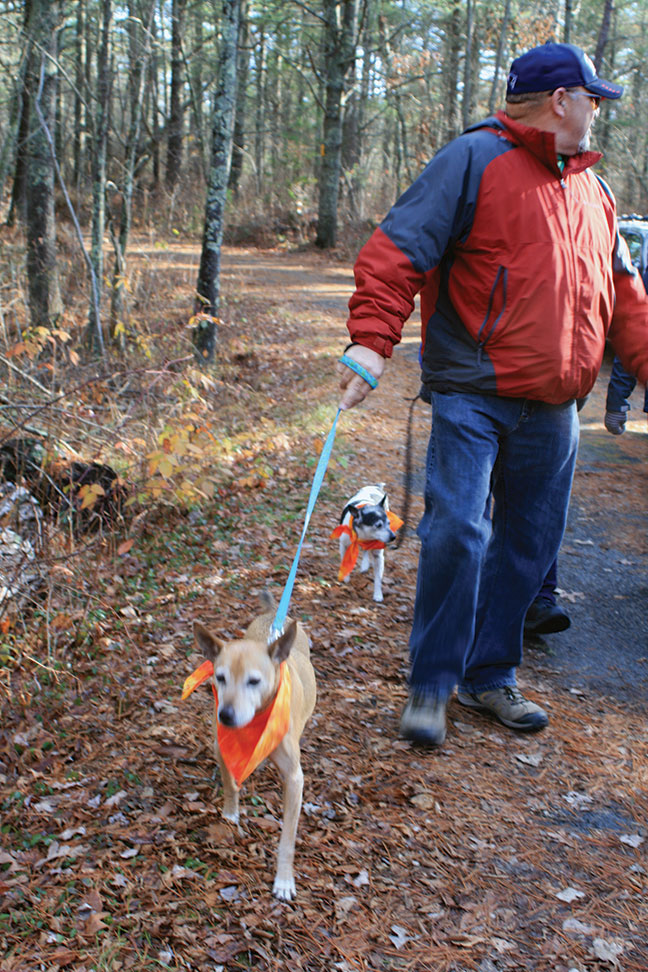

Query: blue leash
[270,408,341,639]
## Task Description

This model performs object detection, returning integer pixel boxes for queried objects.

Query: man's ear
[268,620,297,664]
[193,621,223,661]
[551,87,567,116]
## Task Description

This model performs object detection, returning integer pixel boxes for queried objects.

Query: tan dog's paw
[273,874,296,901]
[222,808,239,824]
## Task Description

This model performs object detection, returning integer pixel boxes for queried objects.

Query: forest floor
[0,241,647,972]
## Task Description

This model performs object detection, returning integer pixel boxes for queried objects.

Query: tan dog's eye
[247,675,261,687]
[215,673,226,685]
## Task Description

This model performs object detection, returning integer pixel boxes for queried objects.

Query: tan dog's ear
[268,620,297,663]
[193,621,223,661]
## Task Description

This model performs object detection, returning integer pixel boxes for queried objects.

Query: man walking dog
[338,42,648,745]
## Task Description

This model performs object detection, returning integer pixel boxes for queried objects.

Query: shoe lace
[503,686,526,705]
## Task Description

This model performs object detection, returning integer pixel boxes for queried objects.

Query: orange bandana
[181,660,292,787]
[330,510,404,581]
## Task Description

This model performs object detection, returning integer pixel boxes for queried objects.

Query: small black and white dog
[332,484,400,603]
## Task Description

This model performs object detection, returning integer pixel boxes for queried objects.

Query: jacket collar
[470,111,602,178]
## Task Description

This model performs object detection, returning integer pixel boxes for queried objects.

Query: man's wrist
[339,354,379,389]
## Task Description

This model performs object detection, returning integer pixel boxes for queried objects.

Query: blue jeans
[536,558,558,605]
[408,392,579,697]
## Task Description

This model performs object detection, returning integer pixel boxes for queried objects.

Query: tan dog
[193,596,316,900]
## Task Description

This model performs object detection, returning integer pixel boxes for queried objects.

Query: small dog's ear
[193,621,222,661]
[268,620,297,663]
[379,494,387,508]
[348,503,360,520]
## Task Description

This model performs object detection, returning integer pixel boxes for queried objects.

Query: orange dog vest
[330,509,404,581]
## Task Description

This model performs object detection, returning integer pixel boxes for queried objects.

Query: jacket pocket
[477,265,508,361]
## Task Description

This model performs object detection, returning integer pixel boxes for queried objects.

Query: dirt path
[2,243,646,972]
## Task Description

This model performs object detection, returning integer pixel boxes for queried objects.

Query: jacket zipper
[477,265,508,363]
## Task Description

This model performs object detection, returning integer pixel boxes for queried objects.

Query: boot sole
[457,694,548,731]
[524,616,571,635]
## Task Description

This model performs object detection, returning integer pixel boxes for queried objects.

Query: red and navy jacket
[347,111,648,404]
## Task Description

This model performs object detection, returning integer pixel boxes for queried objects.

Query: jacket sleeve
[607,230,648,386]
[346,136,480,357]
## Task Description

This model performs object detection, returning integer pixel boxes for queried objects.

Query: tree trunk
[109,0,155,344]
[564,0,573,44]
[595,1,617,158]
[193,0,241,362]
[0,44,31,215]
[228,0,249,198]
[72,0,85,191]
[253,25,266,196]
[443,0,462,143]
[149,5,161,189]
[594,0,614,72]
[86,0,112,353]
[6,0,34,227]
[24,0,62,328]
[166,0,186,190]
[461,0,473,130]
[488,0,511,115]
[316,0,359,250]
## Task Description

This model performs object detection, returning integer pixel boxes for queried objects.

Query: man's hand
[338,345,385,410]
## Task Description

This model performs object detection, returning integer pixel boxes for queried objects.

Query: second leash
[270,407,342,638]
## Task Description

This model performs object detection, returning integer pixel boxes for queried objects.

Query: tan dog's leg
[215,743,240,822]
[270,736,304,900]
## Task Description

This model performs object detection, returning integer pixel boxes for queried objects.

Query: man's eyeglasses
[567,91,601,110]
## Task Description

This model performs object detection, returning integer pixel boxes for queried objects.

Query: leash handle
[270,408,342,638]
[339,354,379,390]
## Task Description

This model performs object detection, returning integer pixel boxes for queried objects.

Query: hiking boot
[400,690,447,745]
[604,409,628,435]
[524,598,571,635]
[457,685,548,731]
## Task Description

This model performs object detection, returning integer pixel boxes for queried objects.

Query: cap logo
[508,72,517,90]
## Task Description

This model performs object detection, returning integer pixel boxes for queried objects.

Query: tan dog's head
[193,620,297,729]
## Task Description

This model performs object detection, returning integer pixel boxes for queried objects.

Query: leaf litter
[0,245,646,971]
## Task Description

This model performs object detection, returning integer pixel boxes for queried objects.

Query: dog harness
[181,661,292,787]
[330,509,404,581]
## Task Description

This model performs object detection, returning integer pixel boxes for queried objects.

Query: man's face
[560,87,601,154]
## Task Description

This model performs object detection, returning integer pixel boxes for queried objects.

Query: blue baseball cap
[507,42,623,100]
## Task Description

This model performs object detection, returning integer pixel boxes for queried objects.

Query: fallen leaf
[514,752,544,766]
[389,925,410,948]
[555,887,585,902]
[105,789,127,807]
[335,895,358,920]
[592,938,624,964]
[619,833,644,847]
[410,792,437,810]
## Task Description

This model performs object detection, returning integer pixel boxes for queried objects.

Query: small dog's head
[193,620,297,728]
[347,497,396,545]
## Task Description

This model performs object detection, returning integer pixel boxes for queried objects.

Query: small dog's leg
[372,549,385,602]
[271,740,304,900]
[359,550,370,573]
